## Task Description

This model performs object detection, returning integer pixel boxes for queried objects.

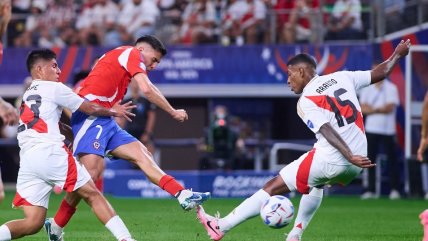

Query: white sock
[219,189,270,233]
[0,225,11,241]
[288,187,323,239]
[51,219,63,233]
[105,216,132,241]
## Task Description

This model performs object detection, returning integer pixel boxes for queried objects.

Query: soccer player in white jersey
[196,39,411,241]
[0,49,139,241]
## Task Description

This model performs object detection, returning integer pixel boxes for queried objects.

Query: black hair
[287,53,317,69]
[26,48,57,73]
[135,35,167,57]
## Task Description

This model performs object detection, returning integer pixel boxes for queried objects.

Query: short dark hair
[287,53,317,69]
[26,49,57,73]
[135,35,167,57]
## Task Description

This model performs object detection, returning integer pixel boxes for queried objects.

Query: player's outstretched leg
[420,209,428,241]
[285,188,323,241]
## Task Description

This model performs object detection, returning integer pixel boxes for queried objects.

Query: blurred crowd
[6,0,427,47]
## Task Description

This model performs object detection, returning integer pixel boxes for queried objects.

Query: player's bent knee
[21,219,44,235]
[263,176,290,195]
[83,191,103,206]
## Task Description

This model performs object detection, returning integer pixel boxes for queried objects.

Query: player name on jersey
[315,79,338,94]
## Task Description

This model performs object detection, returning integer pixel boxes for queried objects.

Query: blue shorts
[71,110,137,157]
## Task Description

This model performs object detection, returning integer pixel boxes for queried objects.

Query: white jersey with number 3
[14,80,91,208]
[17,80,84,153]
[297,70,371,164]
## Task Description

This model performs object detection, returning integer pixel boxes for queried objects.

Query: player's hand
[0,100,18,125]
[111,101,136,122]
[171,109,188,122]
[417,138,428,162]
[349,155,375,168]
[394,39,411,58]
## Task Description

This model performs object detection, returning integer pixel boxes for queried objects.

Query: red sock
[159,175,184,196]
[54,200,77,228]
[95,178,103,192]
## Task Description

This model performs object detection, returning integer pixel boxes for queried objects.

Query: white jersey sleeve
[54,83,84,112]
[343,70,371,91]
[297,96,329,134]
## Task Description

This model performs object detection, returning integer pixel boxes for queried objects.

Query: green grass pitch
[0,191,425,241]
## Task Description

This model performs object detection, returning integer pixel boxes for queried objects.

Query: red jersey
[77,46,147,108]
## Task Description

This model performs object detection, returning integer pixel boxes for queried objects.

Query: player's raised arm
[319,123,375,168]
[78,100,136,121]
[370,39,411,84]
[133,72,188,122]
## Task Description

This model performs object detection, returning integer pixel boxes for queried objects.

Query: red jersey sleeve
[119,47,147,77]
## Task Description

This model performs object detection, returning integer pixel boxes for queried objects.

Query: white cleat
[176,189,211,211]
[44,218,64,241]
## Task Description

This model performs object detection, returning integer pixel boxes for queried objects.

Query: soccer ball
[260,195,294,228]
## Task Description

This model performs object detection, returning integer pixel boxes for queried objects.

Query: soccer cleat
[420,209,428,241]
[44,218,65,241]
[196,206,224,241]
[176,190,210,211]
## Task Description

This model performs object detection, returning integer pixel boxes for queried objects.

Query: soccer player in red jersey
[45,35,210,241]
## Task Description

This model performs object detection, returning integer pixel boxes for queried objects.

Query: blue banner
[0,44,372,86]
[103,169,275,198]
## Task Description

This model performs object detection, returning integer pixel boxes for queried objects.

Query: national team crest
[93,140,100,149]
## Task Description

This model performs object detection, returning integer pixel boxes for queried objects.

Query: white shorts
[279,148,362,194]
[13,143,91,209]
